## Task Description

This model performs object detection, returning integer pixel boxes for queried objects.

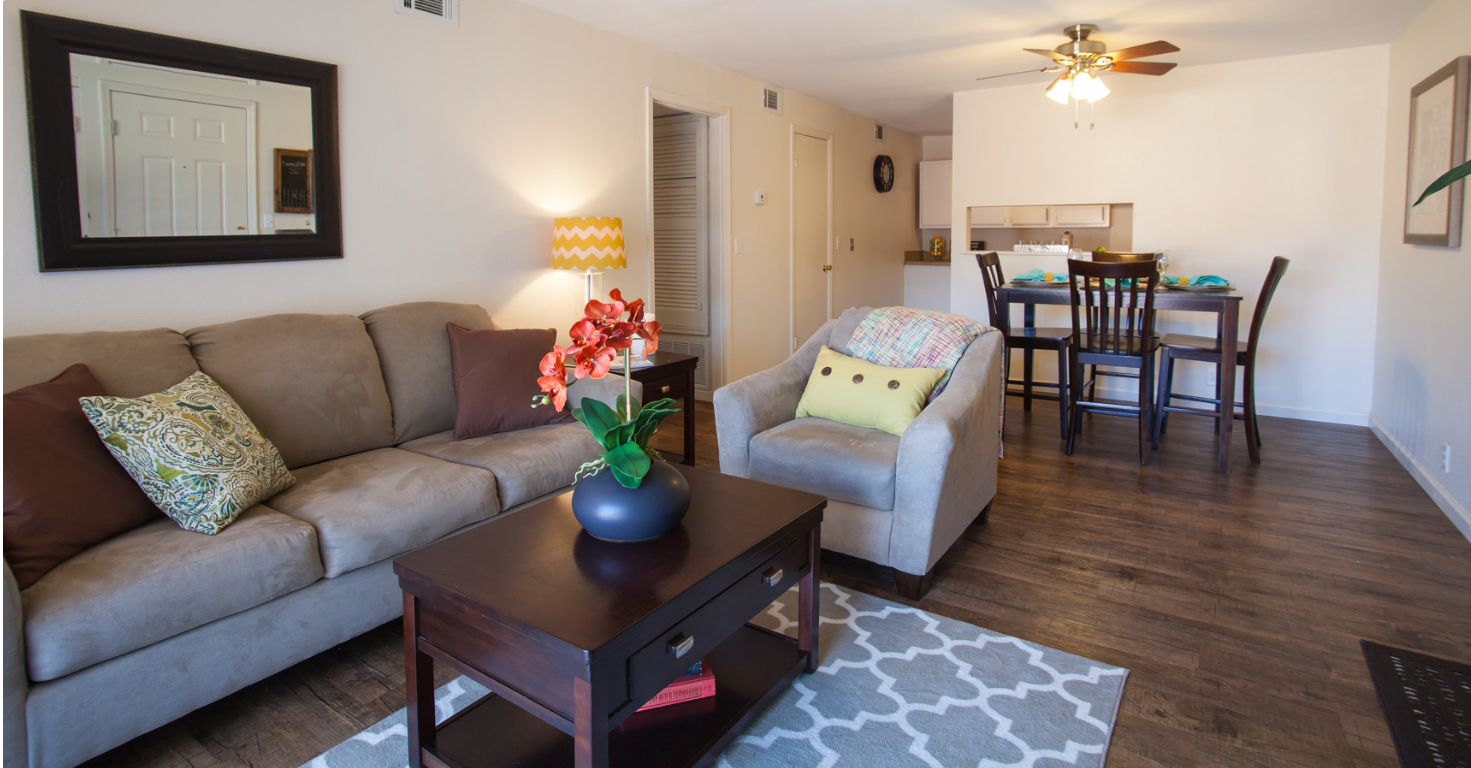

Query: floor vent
[761,85,783,115]
[658,335,710,392]
[874,123,886,141]
[397,0,458,26]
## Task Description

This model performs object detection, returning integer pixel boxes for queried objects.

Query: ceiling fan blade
[1106,41,1180,61]
[1109,60,1178,76]
[977,67,1056,82]
[1024,48,1074,63]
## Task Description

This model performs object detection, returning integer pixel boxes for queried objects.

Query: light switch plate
[754,191,766,205]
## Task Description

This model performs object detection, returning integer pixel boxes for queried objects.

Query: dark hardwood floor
[85,399,1471,768]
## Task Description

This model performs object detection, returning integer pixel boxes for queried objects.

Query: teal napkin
[1014,269,1044,281]
[1189,275,1228,286]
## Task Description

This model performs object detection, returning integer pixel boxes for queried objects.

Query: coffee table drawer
[626,537,808,708]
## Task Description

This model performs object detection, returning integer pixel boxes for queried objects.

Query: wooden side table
[395,466,825,768]
[627,351,698,466]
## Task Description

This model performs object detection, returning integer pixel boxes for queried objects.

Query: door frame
[99,80,259,236]
[789,125,833,353]
[646,87,731,396]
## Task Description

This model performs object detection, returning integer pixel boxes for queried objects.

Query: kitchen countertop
[905,250,950,266]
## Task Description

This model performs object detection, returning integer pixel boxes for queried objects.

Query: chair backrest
[1245,256,1290,363]
[1067,258,1159,355]
[973,252,1007,332]
[1091,251,1160,263]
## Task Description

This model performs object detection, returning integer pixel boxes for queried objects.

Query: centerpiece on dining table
[533,289,690,542]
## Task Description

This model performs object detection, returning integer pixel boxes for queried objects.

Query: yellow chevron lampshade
[552,217,626,271]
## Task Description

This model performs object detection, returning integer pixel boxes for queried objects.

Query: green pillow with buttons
[794,346,946,436]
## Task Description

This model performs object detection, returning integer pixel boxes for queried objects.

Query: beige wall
[1370,0,1471,537]
[2,0,921,382]
[949,45,1389,425]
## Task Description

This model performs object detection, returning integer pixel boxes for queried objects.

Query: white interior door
[109,90,249,237]
[792,132,831,350]
[652,114,709,335]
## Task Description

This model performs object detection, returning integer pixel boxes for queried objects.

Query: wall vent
[874,123,886,141]
[761,85,783,115]
[397,0,458,26]
[657,334,711,392]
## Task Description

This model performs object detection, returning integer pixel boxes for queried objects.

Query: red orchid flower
[638,319,662,355]
[584,297,626,322]
[535,346,571,411]
[575,346,617,379]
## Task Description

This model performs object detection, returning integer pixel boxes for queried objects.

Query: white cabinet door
[969,206,1008,227]
[1008,205,1052,227]
[917,160,951,229]
[1053,204,1111,227]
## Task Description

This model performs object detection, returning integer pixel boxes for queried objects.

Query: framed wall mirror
[20,11,342,271]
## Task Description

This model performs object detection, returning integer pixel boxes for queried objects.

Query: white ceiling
[515,0,1432,136]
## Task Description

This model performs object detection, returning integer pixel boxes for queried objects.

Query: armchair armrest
[889,331,1004,576]
[714,320,835,477]
[4,561,27,768]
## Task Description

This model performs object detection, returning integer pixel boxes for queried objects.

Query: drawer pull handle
[669,634,695,659]
[658,385,670,395]
[763,568,784,587]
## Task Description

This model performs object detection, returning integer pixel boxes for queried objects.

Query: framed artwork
[1404,56,1469,247]
[274,148,315,214]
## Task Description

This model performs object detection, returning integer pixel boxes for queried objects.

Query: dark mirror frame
[20,11,343,271]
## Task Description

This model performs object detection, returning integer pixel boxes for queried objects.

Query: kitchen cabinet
[966,204,1111,229]
[918,160,952,229]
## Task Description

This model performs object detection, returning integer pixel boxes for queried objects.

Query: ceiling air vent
[874,123,886,141]
[761,85,783,115]
[397,0,458,26]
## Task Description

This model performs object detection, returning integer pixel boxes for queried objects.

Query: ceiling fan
[979,24,1179,107]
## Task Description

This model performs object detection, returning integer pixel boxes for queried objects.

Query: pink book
[634,662,716,713]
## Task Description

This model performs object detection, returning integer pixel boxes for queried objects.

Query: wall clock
[873,155,895,193]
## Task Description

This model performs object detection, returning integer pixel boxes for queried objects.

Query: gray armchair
[714,307,1003,600]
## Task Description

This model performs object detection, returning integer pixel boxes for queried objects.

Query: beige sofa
[2,301,621,768]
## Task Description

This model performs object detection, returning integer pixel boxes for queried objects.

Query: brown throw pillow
[3,364,161,590]
[447,324,573,440]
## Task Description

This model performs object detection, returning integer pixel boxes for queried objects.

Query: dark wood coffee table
[394,465,825,768]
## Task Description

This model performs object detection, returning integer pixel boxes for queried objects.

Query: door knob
[822,264,833,272]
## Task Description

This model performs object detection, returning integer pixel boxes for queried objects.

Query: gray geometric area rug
[301,583,1128,768]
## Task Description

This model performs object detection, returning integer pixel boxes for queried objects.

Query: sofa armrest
[4,561,27,768]
[564,372,641,413]
[889,331,1004,576]
[713,320,835,477]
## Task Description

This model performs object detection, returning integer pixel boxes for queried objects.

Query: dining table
[995,282,1245,473]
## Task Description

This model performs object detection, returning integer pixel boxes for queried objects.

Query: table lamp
[552,217,626,304]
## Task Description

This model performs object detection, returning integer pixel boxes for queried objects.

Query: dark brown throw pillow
[447,324,573,440]
[3,364,161,590]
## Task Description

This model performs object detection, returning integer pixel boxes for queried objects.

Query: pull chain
[1090,100,1096,130]
[1073,97,1079,130]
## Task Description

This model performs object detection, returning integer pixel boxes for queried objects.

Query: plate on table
[1162,282,1235,292]
[1010,279,1068,288]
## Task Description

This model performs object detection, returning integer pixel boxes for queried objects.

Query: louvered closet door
[652,115,709,336]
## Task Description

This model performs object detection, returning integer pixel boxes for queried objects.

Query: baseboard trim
[1369,414,1471,543]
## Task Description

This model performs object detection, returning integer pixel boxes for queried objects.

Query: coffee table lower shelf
[424,624,805,768]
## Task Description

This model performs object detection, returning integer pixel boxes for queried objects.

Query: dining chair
[976,251,1072,439]
[1077,251,1160,403]
[1152,256,1289,464]
[1066,258,1161,464]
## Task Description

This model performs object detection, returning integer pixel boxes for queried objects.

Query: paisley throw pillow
[80,372,294,534]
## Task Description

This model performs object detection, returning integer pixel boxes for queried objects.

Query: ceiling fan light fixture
[1046,73,1073,104]
[1068,70,1094,100]
[1084,75,1110,102]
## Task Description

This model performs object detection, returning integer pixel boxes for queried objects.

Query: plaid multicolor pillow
[81,372,294,534]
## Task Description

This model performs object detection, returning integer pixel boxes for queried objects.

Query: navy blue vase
[571,459,691,542]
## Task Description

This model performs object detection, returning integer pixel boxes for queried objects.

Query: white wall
[949,46,1390,425]
[921,135,952,162]
[1370,0,1471,538]
[3,0,921,383]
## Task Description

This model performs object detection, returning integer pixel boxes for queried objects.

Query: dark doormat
[1361,640,1471,767]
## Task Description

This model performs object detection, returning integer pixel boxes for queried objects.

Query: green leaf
[631,399,680,448]
[603,442,651,488]
[609,463,639,489]
[616,394,641,422]
[1414,159,1471,206]
[579,398,622,448]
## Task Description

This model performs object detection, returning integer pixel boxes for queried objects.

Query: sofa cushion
[81,372,295,535]
[21,505,322,682]
[3,328,198,397]
[266,448,497,578]
[747,417,900,510]
[360,302,496,444]
[186,314,395,468]
[3,364,162,590]
[447,324,573,439]
[400,423,600,508]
